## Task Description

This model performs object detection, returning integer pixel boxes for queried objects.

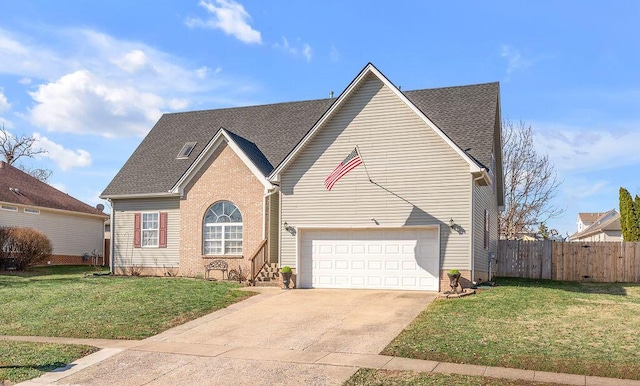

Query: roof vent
[329,91,334,98]
[177,142,197,159]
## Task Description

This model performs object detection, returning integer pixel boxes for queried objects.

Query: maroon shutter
[159,212,167,248]
[133,213,141,248]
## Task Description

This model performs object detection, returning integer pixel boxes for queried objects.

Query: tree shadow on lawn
[0,362,69,372]
[494,277,632,296]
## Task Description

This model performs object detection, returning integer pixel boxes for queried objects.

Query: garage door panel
[299,228,439,291]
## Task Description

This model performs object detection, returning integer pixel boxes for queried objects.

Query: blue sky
[1,0,639,237]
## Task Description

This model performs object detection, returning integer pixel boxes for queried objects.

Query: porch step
[253,263,280,285]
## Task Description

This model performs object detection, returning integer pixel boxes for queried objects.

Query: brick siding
[178,143,265,278]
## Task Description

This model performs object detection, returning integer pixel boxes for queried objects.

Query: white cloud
[273,37,313,61]
[19,77,31,85]
[0,29,68,79]
[196,66,209,79]
[0,27,264,138]
[29,70,167,138]
[501,45,531,75]
[34,133,92,171]
[330,46,340,62]
[113,49,151,73]
[0,88,10,112]
[302,44,312,62]
[187,0,262,44]
[534,123,640,172]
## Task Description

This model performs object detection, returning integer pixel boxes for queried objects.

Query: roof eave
[100,192,181,200]
[0,199,108,219]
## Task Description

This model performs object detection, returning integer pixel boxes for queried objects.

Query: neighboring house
[569,209,622,242]
[101,63,504,291]
[0,161,108,265]
[576,212,606,233]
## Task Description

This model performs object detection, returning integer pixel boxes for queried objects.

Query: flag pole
[355,145,373,183]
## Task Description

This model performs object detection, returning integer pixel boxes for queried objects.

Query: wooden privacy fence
[497,240,640,283]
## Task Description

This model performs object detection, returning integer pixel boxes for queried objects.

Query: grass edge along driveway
[0,341,98,383]
[382,277,640,380]
[1,266,255,383]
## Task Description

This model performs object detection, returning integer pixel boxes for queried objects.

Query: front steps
[253,262,280,286]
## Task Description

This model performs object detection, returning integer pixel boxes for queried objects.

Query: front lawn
[0,266,254,339]
[345,369,560,386]
[383,278,640,380]
[0,341,98,383]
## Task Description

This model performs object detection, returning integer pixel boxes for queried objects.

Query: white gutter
[262,188,278,240]
[108,198,115,274]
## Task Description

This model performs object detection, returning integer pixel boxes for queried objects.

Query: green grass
[0,341,98,383]
[345,369,561,386]
[383,278,640,380]
[0,265,254,339]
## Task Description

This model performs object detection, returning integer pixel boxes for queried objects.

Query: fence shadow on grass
[494,276,631,296]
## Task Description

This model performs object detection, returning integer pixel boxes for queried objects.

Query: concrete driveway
[24,288,436,386]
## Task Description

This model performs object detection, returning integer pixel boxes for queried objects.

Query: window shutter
[159,212,168,248]
[133,213,141,248]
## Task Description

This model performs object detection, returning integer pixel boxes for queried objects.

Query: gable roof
[577,212,605,224]
[169,128,273,193]
[0,161,107,217]
[271,63,498,180]
[102,65,501,198]
[569,209,621,240]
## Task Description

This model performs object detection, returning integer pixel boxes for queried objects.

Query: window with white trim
[24,208,40,214]
[142,212,159,247]
[1,205,18,212]
[203,201,243,255]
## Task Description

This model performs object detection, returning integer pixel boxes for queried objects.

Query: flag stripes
[324,147,363,190]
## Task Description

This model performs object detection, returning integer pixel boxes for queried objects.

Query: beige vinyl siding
[268,191,280,263]
[112,197,180,268]
[280,73,471,270]
[0,205,104,256]
[472,183,498,280]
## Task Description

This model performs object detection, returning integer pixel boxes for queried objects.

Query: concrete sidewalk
[8,336,640,386]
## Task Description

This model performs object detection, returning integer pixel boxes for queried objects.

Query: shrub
[447,269,461,276]
[280,266,292,274]
[4,227,53,270]
[0,226,11,269]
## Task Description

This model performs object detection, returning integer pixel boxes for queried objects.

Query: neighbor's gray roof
[102,82,500,197]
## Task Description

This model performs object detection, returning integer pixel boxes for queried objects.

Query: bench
[204,259,228,280]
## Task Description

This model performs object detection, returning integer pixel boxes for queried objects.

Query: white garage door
[299,228,440,291]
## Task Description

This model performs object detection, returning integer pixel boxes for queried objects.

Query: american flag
[324,147,363,190]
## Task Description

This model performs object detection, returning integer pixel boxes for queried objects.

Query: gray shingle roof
[102,82,500,197]
[0,161,108,217]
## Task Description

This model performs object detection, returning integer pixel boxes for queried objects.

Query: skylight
[177,142,197,159]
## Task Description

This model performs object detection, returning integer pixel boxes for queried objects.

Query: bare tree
[0,123,52,182]
[500,119,563,239]
[0,124,46,164]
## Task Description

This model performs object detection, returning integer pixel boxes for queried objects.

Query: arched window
[203,201,243,255]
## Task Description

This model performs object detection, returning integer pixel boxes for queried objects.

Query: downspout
[263,188,279,261]
[108,198,114,274]
[471,171,488,283]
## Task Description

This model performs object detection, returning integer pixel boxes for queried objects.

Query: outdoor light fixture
[283,221,296,235]
[449,218,456,227]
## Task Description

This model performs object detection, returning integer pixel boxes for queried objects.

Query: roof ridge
[404,81,499,93]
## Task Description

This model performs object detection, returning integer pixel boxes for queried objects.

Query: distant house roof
[0,161,107,218]
[577,212,606,224]
[570,209,620,240]
[101,78,500,198]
